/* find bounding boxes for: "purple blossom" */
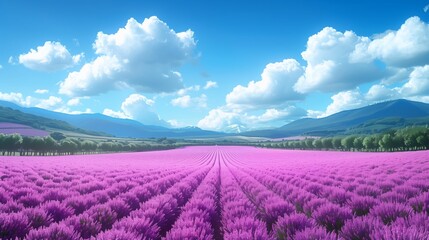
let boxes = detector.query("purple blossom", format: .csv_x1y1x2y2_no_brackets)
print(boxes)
273,213,315,239
0,212,30,239
65,213,101,239
313,203,352,233
340,216,382,240
371,202,412,225
294,227,337,240
26,223,79,240
23,208,53,229
41,200,74,222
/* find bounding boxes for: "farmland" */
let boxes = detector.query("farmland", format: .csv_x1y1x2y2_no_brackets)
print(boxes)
1,146,429,239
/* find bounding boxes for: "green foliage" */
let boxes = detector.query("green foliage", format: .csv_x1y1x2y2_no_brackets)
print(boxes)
0,133,178,156
260,126,429,152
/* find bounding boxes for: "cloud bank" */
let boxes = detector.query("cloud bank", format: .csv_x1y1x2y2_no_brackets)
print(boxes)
60,16,196,97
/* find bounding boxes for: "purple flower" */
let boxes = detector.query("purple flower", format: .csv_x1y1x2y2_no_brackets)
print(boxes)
18,193,43,208
340,216,382,240
348,196,378,216
107,199,131,219
89,205,118,231
273,213,315,239
294,227,337,240
0,212,30,239
313,203,352,233
23,208,53,229
370,225,429,240
371,202,412,225
41,200,74,222
112,216,159,239
65,213,101,239
26,223,79,240
95,229,141,240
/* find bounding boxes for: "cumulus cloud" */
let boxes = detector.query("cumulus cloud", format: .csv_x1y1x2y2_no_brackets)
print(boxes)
203,81,218,89
19,41,82,71
197,108,245,132
35,89,49,94
226,59,304,108
35,96,63,109
171,94,207,108
319,90,366,117
295,27,385,93
0,92,33,106
0,91,73,112
366,84,399,101
66,97,89,106
197,105,305,132
103,94,168,127
400,65,429,96
352,17,429,67
60,16,196,97
177,85,200,96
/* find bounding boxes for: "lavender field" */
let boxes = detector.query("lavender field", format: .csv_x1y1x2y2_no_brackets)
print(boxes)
1,146,429,239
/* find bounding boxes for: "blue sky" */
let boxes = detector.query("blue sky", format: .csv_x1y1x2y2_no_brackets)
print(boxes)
0,0,428,132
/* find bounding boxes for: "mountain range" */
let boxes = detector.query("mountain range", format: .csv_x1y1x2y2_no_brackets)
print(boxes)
0,99,428,139
242,99,429,138
0,100,224,138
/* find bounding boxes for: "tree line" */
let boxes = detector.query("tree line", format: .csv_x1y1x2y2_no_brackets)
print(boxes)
0,132,177,156
259,126,429,152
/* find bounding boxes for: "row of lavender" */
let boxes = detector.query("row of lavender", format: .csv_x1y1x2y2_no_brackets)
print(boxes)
0,147,216,239
1,146,429,239
223,147,429,239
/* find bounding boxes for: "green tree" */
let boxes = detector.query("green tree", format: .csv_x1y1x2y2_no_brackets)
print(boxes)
313,139,323,149
379,134,394,151
341,136,356,151
353,137,364,150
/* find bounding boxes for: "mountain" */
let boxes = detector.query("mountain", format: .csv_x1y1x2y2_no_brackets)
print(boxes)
242,99,429,138
0,100,225,138
0,105,105,136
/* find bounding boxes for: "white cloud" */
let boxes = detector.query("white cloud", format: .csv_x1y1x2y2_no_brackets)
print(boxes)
226,59,304,108
0,64,3,69
197,105,305,132
103,108,129,119
295,27,385,93
0,92,33,106
59,16,196,97
167,119,185,128
177,85,200,96
171,94,207,108
197,107,245,132
19,41,82,71
35,96,63,109
203,81,218,89
365,84,399,101
247,106,306,123
353,17,429,68
103,94,168,127
55,108,92,115
320,89,366,117
400,65,429,96
425,4,429,13
67,98,81,106
171,95,191,107
8,56,16,65
35,89,49,94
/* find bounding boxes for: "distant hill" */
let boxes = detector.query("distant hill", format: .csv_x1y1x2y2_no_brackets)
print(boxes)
242,99,429,138
0,122,49,137
0,100,225,138
0,105,105,136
